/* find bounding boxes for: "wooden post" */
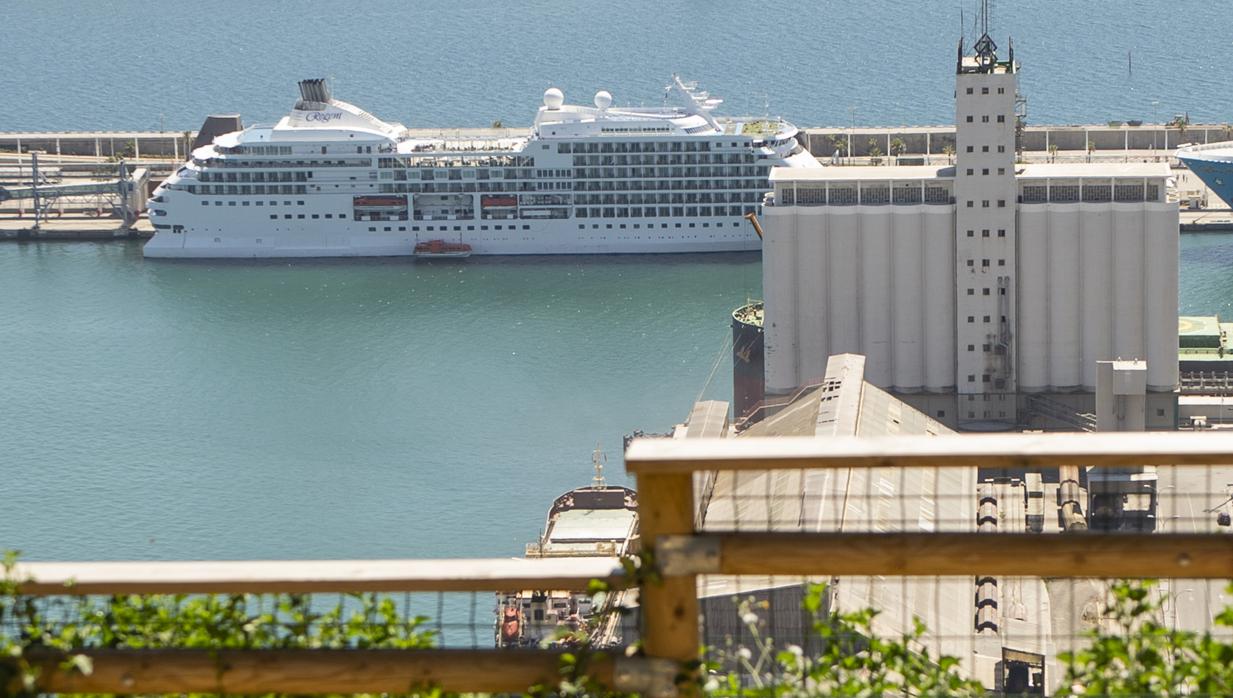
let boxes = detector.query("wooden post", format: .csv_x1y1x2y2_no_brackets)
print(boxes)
635,468,699,688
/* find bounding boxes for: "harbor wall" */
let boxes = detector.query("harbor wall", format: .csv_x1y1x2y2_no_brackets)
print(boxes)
1,123,1230,161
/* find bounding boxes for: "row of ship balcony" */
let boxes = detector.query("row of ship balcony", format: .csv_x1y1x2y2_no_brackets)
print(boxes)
378,181,768,195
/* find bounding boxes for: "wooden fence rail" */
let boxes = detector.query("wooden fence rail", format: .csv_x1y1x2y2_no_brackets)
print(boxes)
9,432,1233,695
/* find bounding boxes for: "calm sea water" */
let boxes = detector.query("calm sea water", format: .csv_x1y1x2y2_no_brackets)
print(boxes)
0,1,1230,562
0,0,1228,132
0,244,758,559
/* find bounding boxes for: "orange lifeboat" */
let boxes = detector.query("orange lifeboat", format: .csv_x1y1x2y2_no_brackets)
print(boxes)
413,240,472,258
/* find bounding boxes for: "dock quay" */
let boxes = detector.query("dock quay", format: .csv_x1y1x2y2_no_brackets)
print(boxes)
1,120,1231,241
3,122,1229,161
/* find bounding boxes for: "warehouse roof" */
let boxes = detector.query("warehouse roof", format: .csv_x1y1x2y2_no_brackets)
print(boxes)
771,161,1170,183
770,165,955,182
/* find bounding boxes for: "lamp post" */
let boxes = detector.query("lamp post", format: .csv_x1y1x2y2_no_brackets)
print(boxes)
1151,100,1160,151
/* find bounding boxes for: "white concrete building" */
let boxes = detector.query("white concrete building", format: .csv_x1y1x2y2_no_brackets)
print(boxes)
761,37,1179,429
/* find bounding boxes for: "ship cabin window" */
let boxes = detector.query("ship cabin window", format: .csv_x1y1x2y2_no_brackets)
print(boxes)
311,214,319,219
982,87,989,94
997,115,1005,123
297,214,305,219
966,116,974,123
998,87,1005,94
325,214,333,219
966,87,974,94
966,146,974,153
368,227,376,231
983,288,991,296
284,214,292,219
967,288,975,295
340,214,347,219
202,201,208,206
321,147,327,154
982,145,989,152
982,229,989,237
269,214,277,219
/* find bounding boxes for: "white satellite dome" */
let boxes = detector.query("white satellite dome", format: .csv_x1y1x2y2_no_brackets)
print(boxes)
594,90,612,110
543,87,564,109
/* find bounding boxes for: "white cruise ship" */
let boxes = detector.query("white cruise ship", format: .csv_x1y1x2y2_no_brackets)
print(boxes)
144,77,821,258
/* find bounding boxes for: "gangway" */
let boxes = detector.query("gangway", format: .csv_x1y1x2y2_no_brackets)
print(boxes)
0,154,147,225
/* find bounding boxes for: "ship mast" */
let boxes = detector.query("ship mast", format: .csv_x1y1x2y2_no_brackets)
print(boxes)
591,444,607,489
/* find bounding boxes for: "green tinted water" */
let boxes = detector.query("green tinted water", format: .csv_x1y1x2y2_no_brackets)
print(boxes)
1,242,758,560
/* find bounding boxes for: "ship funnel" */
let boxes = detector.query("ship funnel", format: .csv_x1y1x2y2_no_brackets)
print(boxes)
297,78,332,104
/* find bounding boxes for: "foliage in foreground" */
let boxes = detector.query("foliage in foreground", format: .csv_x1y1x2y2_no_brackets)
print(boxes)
1057,579,1233,697
0,551,434,696
706,583,984,697
9,548,1233,697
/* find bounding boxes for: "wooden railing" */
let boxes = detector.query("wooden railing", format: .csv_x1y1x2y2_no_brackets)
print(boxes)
12,431,1233,695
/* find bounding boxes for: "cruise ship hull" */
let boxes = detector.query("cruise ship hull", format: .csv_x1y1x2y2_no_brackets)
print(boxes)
145,77,821,259
1179,151,1233,210
143,216,761,258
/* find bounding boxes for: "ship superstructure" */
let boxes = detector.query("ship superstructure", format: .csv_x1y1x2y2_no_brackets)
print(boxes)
145,77,820,258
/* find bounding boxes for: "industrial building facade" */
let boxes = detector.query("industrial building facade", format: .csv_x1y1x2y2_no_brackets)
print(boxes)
761,39,1178,429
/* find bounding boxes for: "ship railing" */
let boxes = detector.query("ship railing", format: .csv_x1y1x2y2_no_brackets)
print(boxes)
1178,140,1233,152
13,432,1233,695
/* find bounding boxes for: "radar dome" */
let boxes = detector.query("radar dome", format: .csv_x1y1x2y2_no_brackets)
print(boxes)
543,87,564,109
594,90,612,110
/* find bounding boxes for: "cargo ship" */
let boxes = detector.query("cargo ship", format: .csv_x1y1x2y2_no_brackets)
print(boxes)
495,449,637,648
